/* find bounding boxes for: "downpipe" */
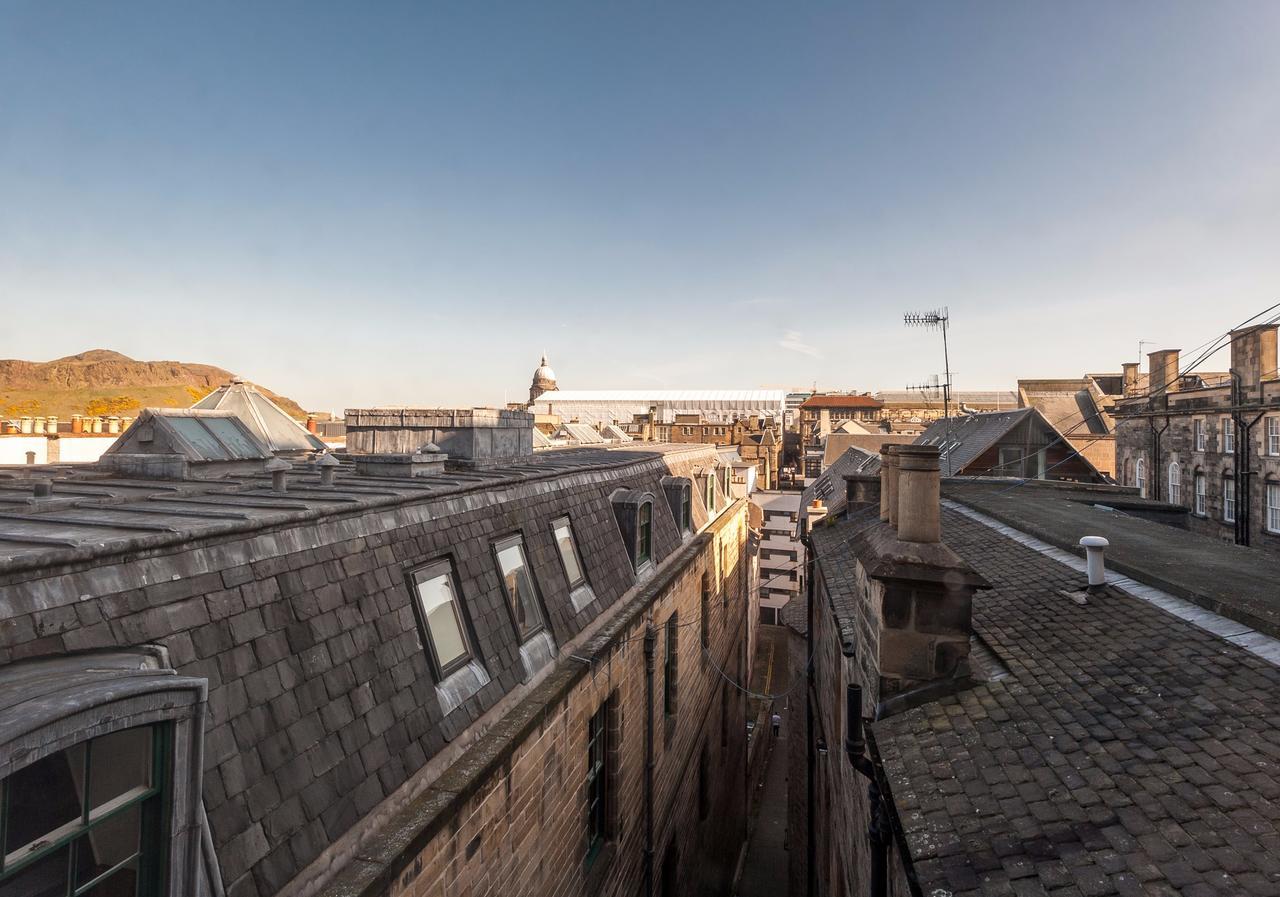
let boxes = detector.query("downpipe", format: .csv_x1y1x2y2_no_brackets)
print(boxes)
643,624,656,897
846,684,890,897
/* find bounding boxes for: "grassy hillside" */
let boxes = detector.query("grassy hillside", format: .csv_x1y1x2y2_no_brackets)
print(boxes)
0,350,307,419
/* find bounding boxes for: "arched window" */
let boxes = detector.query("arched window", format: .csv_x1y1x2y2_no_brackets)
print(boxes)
1136,458,1146,498
1168,461,1182,505
0,649,209,897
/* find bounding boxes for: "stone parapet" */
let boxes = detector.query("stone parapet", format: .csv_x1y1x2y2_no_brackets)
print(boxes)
344,408,534,468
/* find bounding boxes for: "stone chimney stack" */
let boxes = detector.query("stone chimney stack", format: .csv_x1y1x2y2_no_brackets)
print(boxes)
1148,349,1181,397
1122,362,1140,396
896,445,941,543
849,444,989,701
1230,324,1279,403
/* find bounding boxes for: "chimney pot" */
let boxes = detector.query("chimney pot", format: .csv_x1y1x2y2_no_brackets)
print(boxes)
896,444,942,543
880,445,901,526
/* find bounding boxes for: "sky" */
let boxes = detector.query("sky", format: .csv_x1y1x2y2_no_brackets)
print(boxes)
2,1,1279,412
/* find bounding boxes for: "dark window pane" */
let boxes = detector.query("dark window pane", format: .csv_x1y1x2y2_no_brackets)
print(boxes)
74,804,140,888
88,728,151,814
0,844,69,897
5,744,85,857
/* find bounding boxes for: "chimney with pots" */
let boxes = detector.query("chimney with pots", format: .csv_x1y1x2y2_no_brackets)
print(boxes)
847,443,988,700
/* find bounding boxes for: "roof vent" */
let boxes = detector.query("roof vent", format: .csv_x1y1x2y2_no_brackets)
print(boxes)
33,479,53,498
1079,535,1109,592
265,457,292,492
316,453,341,486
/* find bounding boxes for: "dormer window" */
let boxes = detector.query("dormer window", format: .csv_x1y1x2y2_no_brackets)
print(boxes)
610,489,657,572
661,477,693,535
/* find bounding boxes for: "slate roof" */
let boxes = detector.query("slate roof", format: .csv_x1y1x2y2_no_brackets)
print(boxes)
0,444,701,570
870,508,1280,897
914,408,1038,476
799,446,881,526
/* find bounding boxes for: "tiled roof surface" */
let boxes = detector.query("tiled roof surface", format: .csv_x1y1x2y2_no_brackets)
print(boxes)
915,409,1036,475
873,509,1280,897
799,447,881,524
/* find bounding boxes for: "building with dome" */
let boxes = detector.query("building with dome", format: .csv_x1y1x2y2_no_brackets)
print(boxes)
528,354,557,404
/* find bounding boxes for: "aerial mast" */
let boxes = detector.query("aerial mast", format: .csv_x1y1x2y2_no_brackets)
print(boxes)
904,308,953,436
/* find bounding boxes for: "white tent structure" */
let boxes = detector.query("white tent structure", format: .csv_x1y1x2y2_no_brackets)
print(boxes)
530,390,786,426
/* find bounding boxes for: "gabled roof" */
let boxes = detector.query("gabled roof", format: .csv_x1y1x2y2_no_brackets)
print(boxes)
833,418,872,435
599,424,633,442
800,446,881,525
193,378,325,453
554,423,605,444
913,409,1035,475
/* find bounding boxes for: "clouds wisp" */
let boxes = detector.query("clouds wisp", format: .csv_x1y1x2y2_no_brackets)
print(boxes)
778,331,823,359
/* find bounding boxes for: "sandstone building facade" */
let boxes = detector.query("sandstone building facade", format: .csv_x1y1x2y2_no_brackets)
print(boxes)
1114,324,1280,553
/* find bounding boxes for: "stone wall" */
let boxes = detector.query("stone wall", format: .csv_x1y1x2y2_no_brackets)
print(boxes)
1115,392,1280,553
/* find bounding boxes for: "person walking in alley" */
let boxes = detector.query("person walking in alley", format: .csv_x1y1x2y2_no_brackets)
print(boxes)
771,711,781,738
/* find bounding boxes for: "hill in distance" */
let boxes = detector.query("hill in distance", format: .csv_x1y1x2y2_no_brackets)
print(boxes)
0,349,308,420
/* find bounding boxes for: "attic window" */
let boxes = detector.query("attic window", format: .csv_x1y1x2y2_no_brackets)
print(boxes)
408,560,476,678
552,516,587,591
0,725,166,895
493,534,546,641
610,489,656,572
661,477,693,535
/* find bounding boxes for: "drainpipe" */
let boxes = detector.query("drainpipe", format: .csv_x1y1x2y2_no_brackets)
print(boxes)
845,684,889,897
1147,416,1169,502
805,531,817,897
1229,369,1267,547
643,624,657,897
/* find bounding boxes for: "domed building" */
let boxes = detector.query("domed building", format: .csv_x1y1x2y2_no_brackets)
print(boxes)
528,354,557,404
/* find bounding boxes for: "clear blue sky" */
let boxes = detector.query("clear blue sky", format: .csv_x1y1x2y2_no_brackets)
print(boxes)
2,1,1278,412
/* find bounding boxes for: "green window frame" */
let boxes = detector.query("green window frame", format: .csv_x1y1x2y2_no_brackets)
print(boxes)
0,724,170,897
584,703,609,867
637,502,652,567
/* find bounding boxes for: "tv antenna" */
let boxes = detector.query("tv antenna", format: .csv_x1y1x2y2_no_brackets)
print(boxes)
904,308,953,435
